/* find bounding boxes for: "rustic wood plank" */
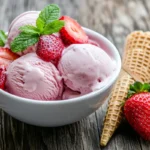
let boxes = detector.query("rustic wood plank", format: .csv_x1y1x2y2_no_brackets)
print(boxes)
0,0,150,150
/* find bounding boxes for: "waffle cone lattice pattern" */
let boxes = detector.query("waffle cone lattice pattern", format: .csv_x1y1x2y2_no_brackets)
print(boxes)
123,31,150,82
100,69,134,146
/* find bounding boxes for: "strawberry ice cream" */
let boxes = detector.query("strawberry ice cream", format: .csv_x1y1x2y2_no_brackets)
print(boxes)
5,53,63,100
62,87,80,100
58,44,116,94
5,11,39,56
0,4,117,101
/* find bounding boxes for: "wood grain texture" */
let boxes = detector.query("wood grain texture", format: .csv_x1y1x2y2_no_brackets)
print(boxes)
0,0,150,149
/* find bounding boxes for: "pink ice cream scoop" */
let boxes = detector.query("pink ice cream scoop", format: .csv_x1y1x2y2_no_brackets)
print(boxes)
5,53,63,100
58,44,116,94
5,11,39,56
62,87,81,100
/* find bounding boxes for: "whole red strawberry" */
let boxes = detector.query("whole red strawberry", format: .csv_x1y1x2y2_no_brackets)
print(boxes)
0,66,6,89
60,16,88,45
36,34,65,64
124,82,150,140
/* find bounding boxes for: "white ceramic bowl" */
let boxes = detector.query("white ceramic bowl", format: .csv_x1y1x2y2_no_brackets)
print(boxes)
0,28,121,127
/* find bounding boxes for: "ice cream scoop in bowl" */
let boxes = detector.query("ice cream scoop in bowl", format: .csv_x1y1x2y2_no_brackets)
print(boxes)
0,27,121,127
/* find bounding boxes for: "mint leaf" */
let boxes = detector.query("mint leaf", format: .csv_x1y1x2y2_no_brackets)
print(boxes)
38,4,60,26
10,4,62,52
42,20,64,35
19,25,40,35
36,17,45,32
10,33,39,52
0,30,7,46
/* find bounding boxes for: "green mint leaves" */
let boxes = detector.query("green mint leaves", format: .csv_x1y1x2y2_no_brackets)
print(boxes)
127,81,150,99
38,4,60,26
42,20,64,35
36,4,64,34
10,4,64,52
11,33,39,52
0,30,7,46
19,25,41,35
36,17,45,32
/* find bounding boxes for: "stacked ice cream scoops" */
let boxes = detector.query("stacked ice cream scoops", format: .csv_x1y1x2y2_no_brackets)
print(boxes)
100,31,150,146
0,4,116,101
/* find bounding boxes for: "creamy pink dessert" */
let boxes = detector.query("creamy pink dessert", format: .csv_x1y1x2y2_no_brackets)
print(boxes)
5,53,63,100
0,4,116,101
5,11,39,56
62,87,81,100
58,44,116,94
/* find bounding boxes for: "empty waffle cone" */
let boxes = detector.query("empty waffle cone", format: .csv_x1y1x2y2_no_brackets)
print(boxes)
123,31,150,82
100,69,134,146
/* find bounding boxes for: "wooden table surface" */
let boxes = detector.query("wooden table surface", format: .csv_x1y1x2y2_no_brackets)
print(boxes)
0,0,150,150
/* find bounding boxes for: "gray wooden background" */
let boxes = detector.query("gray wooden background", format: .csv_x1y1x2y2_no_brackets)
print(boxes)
0,0,150,150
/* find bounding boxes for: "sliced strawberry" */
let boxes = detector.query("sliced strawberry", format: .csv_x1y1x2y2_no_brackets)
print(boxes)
0,47,19,60
0,48,19,67
36,34,65,65
0,66,6,89
60,16,88,45
0,58,12,67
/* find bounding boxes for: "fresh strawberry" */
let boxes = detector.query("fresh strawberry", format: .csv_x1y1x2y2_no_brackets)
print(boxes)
0,47,19,67
0,47,19,60
59,16,88,45
124,82,150,140
0,58,12,67
0,66,6,89
36,34,65,64
87,39,99,47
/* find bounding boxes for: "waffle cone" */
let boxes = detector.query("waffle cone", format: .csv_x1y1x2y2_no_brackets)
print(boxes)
123,31,150,82
100,69,134,146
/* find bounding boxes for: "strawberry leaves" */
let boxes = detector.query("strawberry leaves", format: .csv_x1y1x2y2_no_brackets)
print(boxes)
127,82,150,99
10,4,64,53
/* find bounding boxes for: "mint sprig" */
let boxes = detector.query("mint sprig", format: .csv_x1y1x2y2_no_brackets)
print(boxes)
42,20,64,35
19,25,40,35
38,4,60,26
0,30,7,47
36,18,45,32
11,33,39,52
10,4,64,53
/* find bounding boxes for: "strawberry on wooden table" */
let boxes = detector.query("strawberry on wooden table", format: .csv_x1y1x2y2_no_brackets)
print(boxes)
60,16,88,45
124,82,150,140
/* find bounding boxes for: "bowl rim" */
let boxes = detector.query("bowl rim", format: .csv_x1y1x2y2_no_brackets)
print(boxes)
0,27,121,105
